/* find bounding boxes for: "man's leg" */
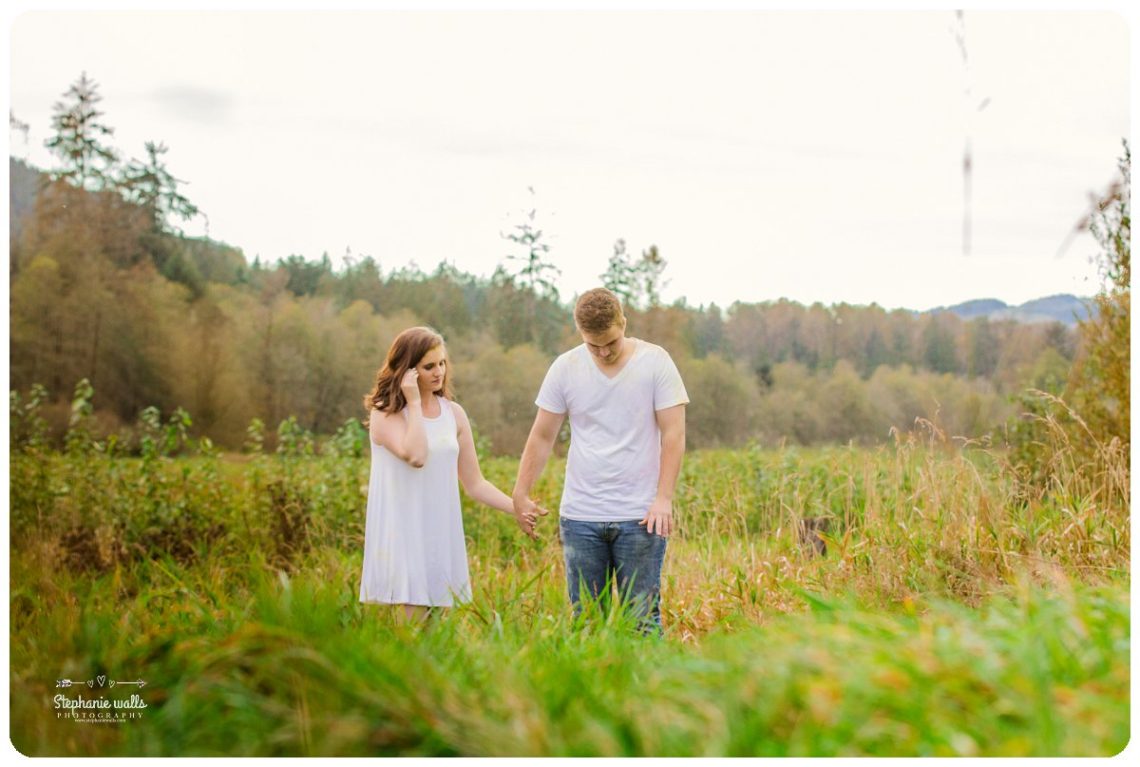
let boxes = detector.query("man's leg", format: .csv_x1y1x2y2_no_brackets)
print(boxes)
612,520,668,635
558,518,613,618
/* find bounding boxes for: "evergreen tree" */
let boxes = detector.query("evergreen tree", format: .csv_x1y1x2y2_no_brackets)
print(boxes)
44,72,119,190
502,187,560,299
922,316,959,374
120,141,200,234
601,238,641,306
966,317,999,378
638,244,667,308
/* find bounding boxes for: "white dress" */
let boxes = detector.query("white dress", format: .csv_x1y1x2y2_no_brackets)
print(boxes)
359,395,472,607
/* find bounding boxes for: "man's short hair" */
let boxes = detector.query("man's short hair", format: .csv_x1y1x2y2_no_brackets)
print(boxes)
575,288,625,334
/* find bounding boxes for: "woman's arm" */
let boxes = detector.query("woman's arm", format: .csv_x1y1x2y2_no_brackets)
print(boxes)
369,379,428,468
452,401,515,514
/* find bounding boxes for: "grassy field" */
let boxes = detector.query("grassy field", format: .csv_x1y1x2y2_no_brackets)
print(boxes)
7,432,1130,756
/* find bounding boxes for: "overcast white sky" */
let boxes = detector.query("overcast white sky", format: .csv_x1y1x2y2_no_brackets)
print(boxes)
5,5,1132,310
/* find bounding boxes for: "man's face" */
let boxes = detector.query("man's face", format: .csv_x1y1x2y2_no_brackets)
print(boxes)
580,321,626,365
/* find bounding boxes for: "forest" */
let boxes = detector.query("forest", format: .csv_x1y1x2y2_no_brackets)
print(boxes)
7,74,1120,457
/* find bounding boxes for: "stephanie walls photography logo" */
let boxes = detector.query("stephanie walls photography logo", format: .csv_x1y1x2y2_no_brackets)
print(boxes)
54,674,149,724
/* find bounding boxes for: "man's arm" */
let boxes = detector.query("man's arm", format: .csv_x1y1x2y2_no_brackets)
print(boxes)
640,403,686,537
511,408,564,536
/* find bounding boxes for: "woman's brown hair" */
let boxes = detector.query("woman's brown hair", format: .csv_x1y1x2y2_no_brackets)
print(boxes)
362,326,453,415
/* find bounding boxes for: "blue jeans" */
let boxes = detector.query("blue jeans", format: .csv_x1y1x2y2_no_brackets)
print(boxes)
558,517,668,635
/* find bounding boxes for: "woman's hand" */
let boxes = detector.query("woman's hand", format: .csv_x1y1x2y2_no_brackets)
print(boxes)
400,369,421,404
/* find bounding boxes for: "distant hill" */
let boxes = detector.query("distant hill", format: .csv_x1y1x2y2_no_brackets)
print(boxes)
9,157,44,247
935,294,1091,326
941,298,1008,320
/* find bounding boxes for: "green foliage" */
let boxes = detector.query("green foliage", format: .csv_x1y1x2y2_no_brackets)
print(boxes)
6,440,1130,757
119,140,200,234
922,316,960,374
138,406,193,458
280,252,333,297
638,244,667,308
600,238,640,306
1068,141,1130,446
10,383,50,451
44,71,119,190
501,187,560,300
1007,142,1130,490
452,340,552,455
466,416,494,465
276,416,316,457
64,378,96,455
244,417,266,454
327,418,368,459
676,353,761,446
600,239,669,310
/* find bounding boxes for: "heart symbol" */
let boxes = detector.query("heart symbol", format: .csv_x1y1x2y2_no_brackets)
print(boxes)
87,680,94,688
96,675,107,687
108,680,116,688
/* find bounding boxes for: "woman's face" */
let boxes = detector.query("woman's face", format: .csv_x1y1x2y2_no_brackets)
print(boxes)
414,345,447,394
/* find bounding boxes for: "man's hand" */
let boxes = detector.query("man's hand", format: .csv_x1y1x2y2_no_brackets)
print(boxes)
512,495,549,540
638,497,673,537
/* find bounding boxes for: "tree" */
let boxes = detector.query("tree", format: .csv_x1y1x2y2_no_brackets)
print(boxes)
502,187,560,299
279,253,333,297
120,141,200,233
601,238,640,306
452,339,553,454
44,72,119,190
818,360,878,443
334,254,385,310
921,315,960,374
601,239,669,311
1067,141,1130,445
638,244,667,308
10,110,30,157
499,189,567,349
10,176,153,411
674,354,761,447
966,317,999,378
686,304,725,358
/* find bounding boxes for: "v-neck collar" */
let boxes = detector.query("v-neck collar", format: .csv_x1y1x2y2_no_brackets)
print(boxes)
587,338,640,383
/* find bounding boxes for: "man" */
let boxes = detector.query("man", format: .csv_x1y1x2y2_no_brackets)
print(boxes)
512,287,688,634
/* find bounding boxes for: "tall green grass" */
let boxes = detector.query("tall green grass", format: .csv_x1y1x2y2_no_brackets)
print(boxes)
8,435,1130,756
9,548,1128,756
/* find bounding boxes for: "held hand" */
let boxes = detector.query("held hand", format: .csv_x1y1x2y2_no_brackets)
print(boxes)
638,497,673,537
512,496,547,540
400,369,421,404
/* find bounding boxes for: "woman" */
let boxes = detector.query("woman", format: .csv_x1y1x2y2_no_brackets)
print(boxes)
359,326,536,620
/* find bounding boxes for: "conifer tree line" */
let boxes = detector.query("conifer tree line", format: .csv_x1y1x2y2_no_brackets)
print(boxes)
9,73,1127,455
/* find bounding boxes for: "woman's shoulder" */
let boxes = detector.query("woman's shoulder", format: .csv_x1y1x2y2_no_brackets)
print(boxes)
370,406,408,425
442,396,468,422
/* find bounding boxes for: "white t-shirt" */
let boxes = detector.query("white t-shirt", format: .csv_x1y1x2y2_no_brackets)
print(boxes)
535,338,689,521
